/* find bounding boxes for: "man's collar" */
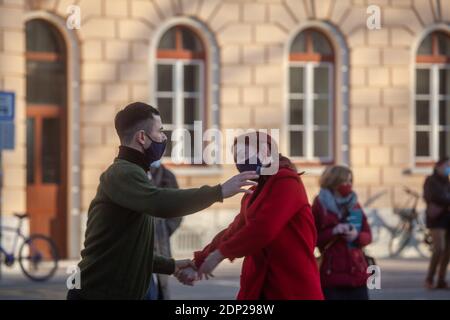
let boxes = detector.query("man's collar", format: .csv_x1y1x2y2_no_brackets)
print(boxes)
117,146,149,172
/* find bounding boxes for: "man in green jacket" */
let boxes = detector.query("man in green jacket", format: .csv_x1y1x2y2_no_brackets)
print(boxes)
67,102,258,300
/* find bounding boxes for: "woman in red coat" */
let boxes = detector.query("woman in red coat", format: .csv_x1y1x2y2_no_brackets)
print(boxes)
312,165,372,300
191,131,323,300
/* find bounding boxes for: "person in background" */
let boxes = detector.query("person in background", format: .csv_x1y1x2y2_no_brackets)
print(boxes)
423,157,450,289
145,160,183,300
312,165,372,300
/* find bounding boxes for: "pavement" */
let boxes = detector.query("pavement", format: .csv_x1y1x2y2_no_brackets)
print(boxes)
0,258,449,300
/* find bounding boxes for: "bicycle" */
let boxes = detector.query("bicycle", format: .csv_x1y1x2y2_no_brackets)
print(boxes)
364,188,432,258
388,187,432,257
0,213,59,281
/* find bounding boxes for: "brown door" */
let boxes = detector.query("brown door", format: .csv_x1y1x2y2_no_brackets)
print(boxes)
26,106,67,257
26,19,67,258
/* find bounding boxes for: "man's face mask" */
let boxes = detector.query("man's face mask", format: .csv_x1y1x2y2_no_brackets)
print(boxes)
143,133,167,164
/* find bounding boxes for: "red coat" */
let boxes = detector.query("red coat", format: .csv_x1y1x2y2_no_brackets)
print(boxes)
312,196,372,288
194,168,324,300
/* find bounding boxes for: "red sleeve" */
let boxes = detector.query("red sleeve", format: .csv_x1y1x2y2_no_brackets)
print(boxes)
218,176,306,260
193,211,245,268
353,209,372,248
311,197,336,250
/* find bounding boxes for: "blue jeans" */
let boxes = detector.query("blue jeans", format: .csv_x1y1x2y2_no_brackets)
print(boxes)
144,275,159,300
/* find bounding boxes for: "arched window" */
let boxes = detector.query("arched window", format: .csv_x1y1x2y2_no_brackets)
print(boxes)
25,19,67,257
156,25,205,163
288,28,334,163
415,31,450,162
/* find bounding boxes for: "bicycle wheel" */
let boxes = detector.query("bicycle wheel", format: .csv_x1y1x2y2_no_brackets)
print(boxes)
413,226,432,258
388,223,411,257
18,234,59,281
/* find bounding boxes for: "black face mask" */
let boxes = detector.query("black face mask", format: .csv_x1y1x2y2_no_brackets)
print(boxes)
143,133,167,164
235,157,262,175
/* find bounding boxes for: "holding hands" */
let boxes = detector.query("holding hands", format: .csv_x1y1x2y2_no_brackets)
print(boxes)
173,259,198,286
173,250,225,286
174,266,198,286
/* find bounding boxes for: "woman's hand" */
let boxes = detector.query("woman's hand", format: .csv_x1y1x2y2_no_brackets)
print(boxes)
198,249,224,280
343,225,358,242
332,223,350,235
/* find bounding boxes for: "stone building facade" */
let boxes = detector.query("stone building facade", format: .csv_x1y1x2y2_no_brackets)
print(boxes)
0,0,449,258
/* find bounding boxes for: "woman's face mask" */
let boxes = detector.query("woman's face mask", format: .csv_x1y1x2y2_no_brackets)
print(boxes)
234,144,262,174
236,157,262,174
337,183,353,197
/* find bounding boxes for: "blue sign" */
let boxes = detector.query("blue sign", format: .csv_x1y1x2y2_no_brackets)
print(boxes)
0,122,14,150
0,91,15,150
0,91,15,121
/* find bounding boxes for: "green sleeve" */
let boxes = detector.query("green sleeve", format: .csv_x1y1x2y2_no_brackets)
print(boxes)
102,166,223,218
153,254,175,275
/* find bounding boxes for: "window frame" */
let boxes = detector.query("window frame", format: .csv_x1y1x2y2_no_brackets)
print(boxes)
26,19,66,108
155,25,206,164
26,19,67,186
414,31,450,165
156,58,205,163
287,28,335,164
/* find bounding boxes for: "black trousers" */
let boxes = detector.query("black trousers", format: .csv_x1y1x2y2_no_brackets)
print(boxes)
66,289,84,300
323,286,369,300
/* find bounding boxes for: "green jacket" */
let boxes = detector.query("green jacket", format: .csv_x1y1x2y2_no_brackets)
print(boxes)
77,158,223,299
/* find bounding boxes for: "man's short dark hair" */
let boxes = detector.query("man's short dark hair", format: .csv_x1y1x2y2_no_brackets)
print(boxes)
114,102,160,144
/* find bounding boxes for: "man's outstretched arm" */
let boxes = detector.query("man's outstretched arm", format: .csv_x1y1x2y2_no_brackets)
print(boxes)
102,168,258,219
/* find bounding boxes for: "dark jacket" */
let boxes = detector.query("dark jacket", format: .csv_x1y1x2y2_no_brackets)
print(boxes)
76,147,223,300
150,164,182,300
312,196,372,289
423,170,450,229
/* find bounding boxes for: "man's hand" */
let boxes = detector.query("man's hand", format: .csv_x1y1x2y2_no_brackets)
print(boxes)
174,259,196,273
174,267,198,286
173,259,198,286
221,171,259,199
198,249,224,280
